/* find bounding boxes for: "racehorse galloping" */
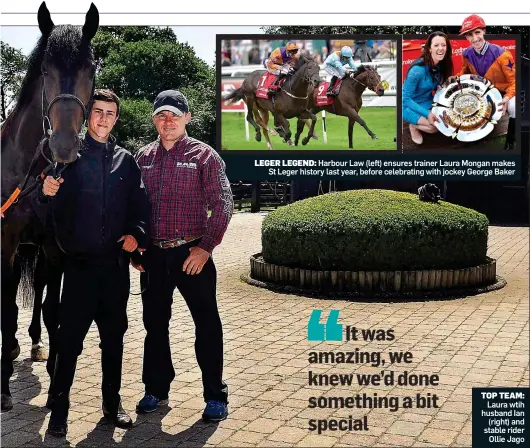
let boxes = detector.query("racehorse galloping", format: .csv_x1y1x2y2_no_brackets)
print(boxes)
1,1,99,411
223,57,321,150
295,65,385,149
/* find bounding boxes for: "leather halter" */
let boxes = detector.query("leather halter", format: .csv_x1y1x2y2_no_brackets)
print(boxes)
41,77,89,138
1,77,91,218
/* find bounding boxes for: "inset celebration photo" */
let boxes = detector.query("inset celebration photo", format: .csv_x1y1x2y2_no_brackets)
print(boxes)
218,36,398,151
402,15,519,151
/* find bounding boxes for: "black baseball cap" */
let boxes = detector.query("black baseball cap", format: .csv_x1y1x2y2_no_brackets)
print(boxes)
152,90,189,117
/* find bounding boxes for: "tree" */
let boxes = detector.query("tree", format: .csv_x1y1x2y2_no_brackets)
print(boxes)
97,40,211,100
0,41,27,121
262,25,529,58
179,70,216,148
91,26,178,71
92,27,216,150
114,73,216,153
113,98,157,152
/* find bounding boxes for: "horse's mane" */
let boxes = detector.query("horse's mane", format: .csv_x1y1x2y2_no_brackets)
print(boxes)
353,65,368,78
47,25,93,71
11,25,93,116
294,54,316,69
0,36,46,138
2,25,94,147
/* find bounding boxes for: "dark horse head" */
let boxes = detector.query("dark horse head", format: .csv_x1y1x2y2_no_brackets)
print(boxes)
352,65,385,97
293,55,321,88
37,2,99,163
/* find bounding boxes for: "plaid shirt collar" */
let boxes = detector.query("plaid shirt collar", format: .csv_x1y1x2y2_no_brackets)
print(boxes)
156,131,189,153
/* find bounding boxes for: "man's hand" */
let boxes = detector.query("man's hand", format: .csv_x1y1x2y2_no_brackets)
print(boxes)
182,246,210,275
118,235,138,252
42,176,64,197
427,112,440,126
497,96,510,115
130,248,146,272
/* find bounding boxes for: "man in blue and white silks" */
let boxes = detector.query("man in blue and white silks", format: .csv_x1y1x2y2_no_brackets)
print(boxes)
323,46,358,96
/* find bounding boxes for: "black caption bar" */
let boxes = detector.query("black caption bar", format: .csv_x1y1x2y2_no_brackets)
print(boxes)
472,387,529,446
221,154,521,181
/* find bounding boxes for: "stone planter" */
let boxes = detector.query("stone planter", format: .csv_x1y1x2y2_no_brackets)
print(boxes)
248,253,500,294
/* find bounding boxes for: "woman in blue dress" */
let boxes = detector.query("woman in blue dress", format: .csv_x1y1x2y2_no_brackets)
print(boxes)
403,32,454,145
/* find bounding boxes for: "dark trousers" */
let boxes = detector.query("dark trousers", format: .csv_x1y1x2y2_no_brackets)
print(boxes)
140,240,228,403
1,261,21,397
49,257,129,411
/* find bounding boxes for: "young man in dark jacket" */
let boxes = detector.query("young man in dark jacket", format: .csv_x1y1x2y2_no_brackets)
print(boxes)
32,89,151,437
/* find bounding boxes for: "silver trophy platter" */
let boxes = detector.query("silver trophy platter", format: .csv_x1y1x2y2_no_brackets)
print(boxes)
432,74,503,142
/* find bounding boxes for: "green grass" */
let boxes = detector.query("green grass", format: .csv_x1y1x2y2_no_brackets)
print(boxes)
221,107,397,150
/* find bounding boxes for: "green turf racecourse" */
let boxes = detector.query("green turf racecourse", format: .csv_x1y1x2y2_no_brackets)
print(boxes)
221,107,397,151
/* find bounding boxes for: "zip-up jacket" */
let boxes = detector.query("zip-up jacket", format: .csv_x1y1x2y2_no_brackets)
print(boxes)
31,133,151,260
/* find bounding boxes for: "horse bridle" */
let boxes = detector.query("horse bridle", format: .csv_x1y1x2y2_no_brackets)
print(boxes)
41,77,90,140
350,70,383,93
283,64,319,100
0,79,91,217
40,75,95,174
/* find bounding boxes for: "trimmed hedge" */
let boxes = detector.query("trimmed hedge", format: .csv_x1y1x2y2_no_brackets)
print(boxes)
261,190,489,271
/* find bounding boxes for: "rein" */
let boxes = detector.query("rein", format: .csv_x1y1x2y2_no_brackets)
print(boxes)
350,71,382,93
280,64,318,100
281,88,308,100
1,138,51,217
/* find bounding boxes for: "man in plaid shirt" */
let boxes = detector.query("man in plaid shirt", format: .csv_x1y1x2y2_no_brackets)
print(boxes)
133,90,234,421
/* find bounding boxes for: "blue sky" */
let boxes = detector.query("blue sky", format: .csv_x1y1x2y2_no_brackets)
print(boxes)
0,25,264,64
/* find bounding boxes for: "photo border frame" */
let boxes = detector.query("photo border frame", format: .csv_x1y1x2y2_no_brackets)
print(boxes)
401,33,522,156
216,33,402,155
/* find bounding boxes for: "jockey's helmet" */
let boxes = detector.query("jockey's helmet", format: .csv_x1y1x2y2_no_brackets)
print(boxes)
340,46,353,58
459,14,486,35
286,41,299,54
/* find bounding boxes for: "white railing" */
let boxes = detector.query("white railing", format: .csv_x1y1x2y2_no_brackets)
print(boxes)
221,59,396,78
221,59,397,101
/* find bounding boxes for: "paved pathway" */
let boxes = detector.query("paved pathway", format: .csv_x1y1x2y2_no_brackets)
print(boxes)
1,213,528,447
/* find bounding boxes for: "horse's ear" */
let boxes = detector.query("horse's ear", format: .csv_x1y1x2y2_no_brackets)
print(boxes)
82,3,99,41
38,2,54,37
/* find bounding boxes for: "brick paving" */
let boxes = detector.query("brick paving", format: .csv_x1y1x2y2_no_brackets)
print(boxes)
1,213,528,447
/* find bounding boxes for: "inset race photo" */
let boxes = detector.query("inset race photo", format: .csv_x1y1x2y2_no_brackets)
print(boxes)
219,36,398,151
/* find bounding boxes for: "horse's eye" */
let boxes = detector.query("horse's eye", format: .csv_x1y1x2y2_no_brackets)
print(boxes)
41,64,48,76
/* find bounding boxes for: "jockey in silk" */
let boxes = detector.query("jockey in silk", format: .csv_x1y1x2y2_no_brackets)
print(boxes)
323,46,357,96
457,14,517,149
264,41,300,95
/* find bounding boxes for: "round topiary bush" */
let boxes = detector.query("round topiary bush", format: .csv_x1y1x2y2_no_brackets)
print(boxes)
261,189,489,271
